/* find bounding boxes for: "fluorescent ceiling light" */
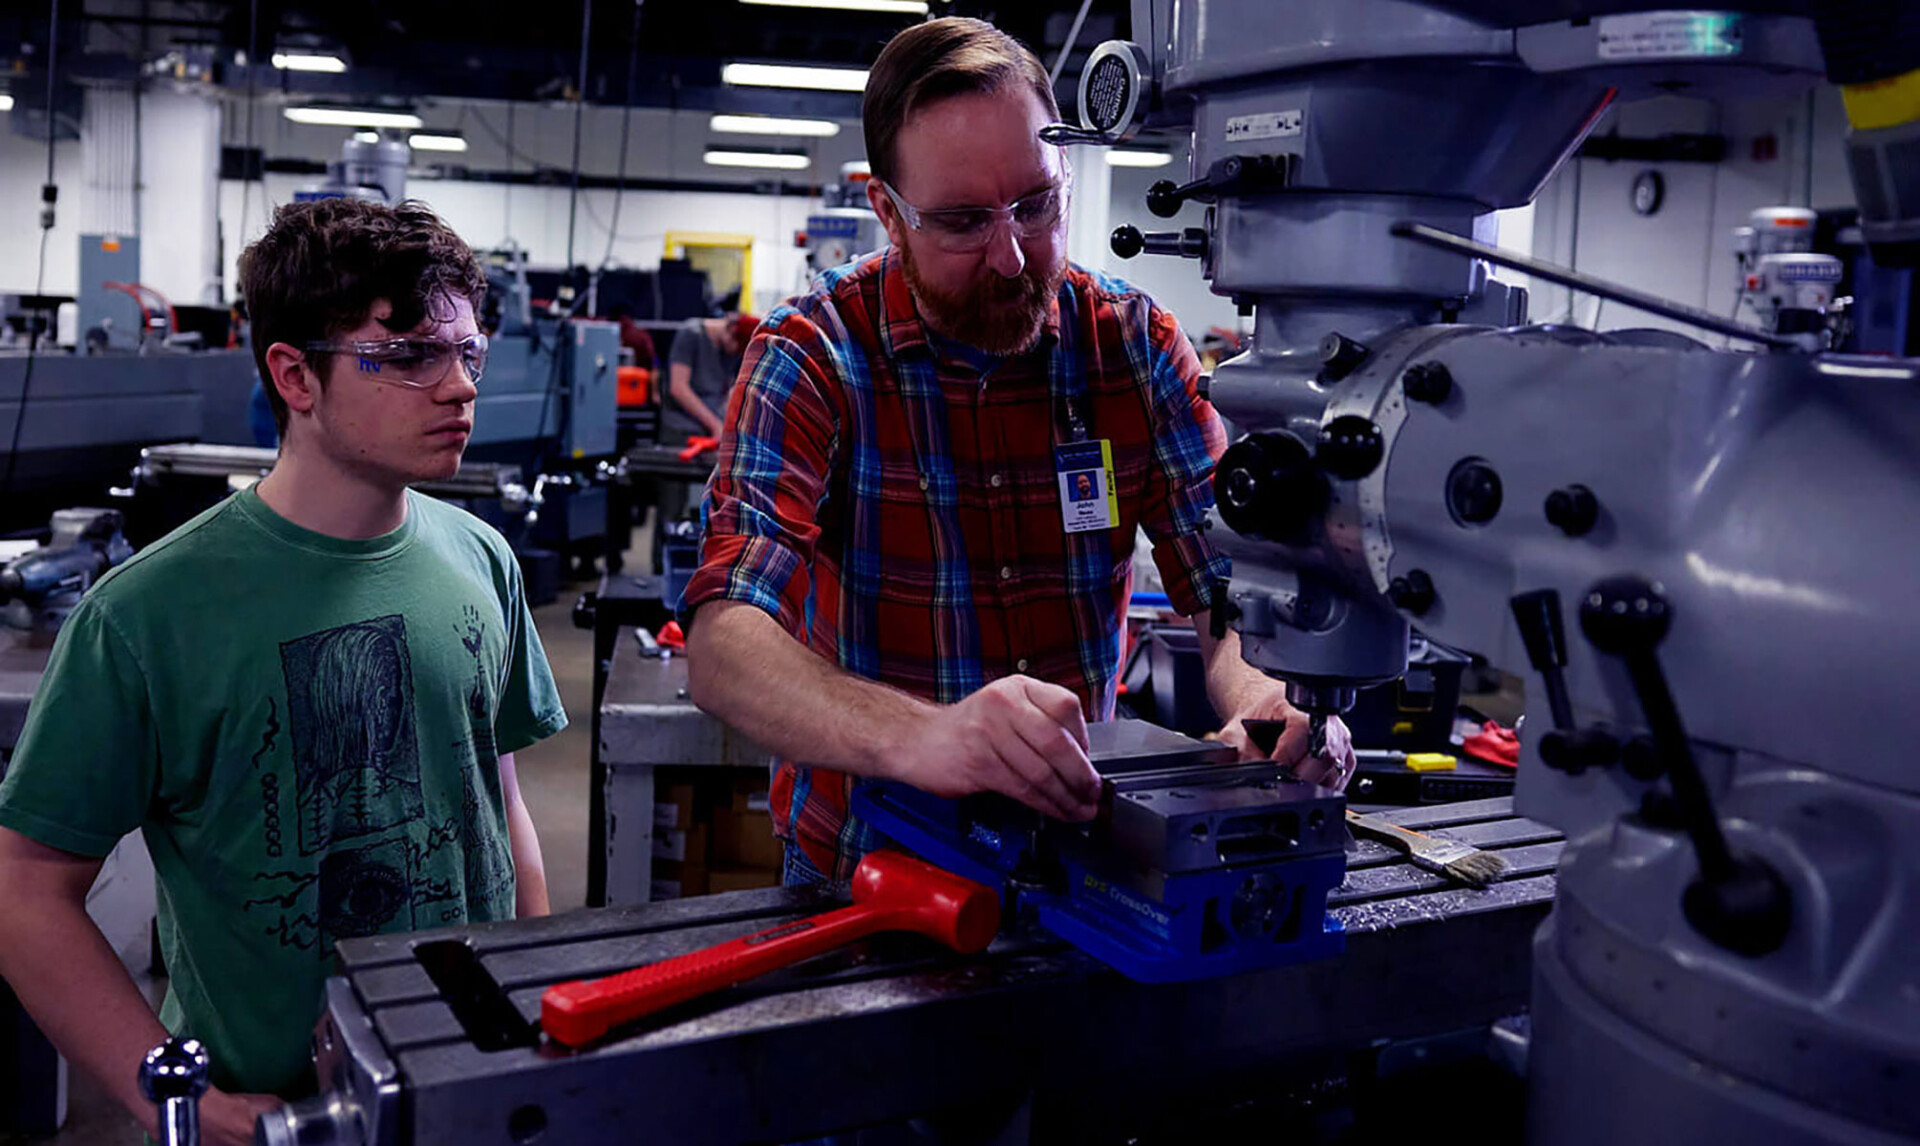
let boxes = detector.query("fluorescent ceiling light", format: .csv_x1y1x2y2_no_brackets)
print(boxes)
271,52,348,73
0,95,12,112
741,0,929,12
285,106,424,129
354,131,379,143
409,133,468,152
704,150,811,170
1106,150,1173,168
710,113,840,138
722,62,868,92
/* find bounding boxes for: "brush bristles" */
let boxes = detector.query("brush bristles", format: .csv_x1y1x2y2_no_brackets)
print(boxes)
1443,851,1509,887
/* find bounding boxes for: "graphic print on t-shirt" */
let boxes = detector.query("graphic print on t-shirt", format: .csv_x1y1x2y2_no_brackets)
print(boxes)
455,604,515,908
279,616,425,856
317,836,417,942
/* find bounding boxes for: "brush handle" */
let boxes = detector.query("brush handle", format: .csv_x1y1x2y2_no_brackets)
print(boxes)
1346,808,1434,845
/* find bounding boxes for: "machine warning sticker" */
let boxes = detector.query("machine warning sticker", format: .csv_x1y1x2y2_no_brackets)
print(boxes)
1225,110,1302,142
1596,12,1742,60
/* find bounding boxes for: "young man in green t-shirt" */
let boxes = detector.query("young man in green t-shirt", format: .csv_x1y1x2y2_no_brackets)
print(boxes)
0,198,568,1144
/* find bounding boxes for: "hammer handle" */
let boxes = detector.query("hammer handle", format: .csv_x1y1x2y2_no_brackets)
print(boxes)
542,904,887,1046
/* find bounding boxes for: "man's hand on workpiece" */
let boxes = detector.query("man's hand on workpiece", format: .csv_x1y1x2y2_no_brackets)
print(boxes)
893,676,1101,820
1219,700,1358,792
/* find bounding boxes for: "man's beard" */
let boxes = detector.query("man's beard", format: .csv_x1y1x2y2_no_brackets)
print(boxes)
901,241,1065,357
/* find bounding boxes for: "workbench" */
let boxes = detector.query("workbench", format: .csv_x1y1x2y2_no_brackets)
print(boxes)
595,629,773,905
614,443,716,577
312,796,1559,1144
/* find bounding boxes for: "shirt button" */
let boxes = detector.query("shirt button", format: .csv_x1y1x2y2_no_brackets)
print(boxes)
918,475,930,491
1015,658,1029,672
989,473,1003,488
999,566,1013,581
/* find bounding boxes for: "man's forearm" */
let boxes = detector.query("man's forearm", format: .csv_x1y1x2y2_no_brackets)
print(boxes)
0,852,170,1134
1194,615,1290,720
498,754,550,917
687,599,933,778
669,380,725,437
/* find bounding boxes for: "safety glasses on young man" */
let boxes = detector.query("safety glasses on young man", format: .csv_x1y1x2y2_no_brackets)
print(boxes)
880,168,1073,254
302,333,489,390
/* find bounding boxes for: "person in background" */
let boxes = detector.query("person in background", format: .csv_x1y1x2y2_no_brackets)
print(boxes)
663,311,758,443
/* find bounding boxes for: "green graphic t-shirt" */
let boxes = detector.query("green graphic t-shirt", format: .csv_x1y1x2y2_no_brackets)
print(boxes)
0,488,567,1096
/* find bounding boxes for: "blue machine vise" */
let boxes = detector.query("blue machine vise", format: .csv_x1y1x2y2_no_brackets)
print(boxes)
851,721,1346,983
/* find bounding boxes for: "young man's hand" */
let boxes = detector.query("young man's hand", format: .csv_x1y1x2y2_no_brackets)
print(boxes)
191,1088,283,1146
892,676,1101,820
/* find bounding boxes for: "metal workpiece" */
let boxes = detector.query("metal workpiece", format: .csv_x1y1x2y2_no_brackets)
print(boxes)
268,799,1558,1145
1086,716,1238,773
1102,763,1342,875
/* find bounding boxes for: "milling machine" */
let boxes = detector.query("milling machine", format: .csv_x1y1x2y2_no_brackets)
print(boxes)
1062,2,1916,1142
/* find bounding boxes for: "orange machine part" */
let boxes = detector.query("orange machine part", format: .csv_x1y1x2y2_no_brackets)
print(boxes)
617,365,652,408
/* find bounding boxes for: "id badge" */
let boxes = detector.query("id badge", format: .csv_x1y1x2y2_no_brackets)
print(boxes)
1056,439,1118,534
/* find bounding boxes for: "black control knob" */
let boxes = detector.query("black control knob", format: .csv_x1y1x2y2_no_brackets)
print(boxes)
1109,225,1208,261
1545,484,1600,538
1387,569,1436,616
1447,459,1504,525
1579,575,1671,655
1538,727,1620,775
1318,332,1371,382
1509,589,1575,729
1316,416,1385,480
1403,361,1454,404
1684,859,1794,958
1621,734,1667,781
1146,179,1184,218
1214,431,1325,544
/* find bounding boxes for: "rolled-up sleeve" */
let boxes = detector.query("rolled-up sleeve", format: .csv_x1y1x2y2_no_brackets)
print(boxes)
1137,306,1231,617
681,311,843,640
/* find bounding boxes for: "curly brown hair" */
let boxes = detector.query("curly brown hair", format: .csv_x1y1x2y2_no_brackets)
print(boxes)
239,198,486,434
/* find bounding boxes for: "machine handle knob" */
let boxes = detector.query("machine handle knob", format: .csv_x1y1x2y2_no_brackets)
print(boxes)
140,1038,211,1146
1214,431,1326,544
1510,590,1576,730
1146,177,1206,218
1109,226,1208,261
1578,575,1792,956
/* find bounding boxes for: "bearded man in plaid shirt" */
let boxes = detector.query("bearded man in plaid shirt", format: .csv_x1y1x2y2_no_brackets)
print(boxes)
684,17,1357,886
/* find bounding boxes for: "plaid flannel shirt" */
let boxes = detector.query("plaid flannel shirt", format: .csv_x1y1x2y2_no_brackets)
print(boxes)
683,250,1229,880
